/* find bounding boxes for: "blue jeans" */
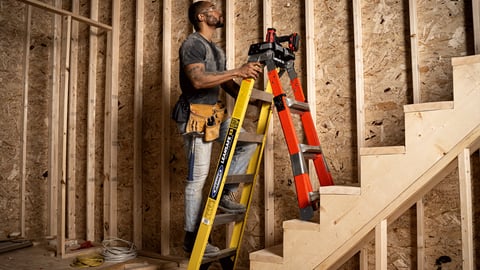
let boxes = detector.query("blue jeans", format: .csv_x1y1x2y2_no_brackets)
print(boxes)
177,118,257,232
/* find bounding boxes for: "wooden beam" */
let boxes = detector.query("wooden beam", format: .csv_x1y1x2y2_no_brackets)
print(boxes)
57,15,72,258
416,199,425,269
20,4,32,238
459,148,474,269
375,219,387,270
133,0,144,250
225,0,235,112
263,0,274,248
473,0,480,54
17,0,111,30
86,0,99,242
161,0,172,255
48,0,62,238
67,0,80,240
359,247,368,270
103,0,120,239
408,0,420,103
353,0,365,181
305,0,319,188
225,0,235,246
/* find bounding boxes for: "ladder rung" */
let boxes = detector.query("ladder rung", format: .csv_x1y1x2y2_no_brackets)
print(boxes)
309,191,319,202
251,89,273,103
238,132,264,143
300,144,322,158
226,174,255,184
286,98,310,112
214,213,245,226
201,248,237,264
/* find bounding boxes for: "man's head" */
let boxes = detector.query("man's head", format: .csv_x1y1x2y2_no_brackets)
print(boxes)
188,1,224,31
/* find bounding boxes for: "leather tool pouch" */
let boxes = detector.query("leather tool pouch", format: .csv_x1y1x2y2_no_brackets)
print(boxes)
171,98,190,123
186,102,226,142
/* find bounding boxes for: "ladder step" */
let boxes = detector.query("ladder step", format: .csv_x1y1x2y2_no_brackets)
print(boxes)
238,132,264,143
226,174,255,184
286,98,310,112
201,248,237,264
300,144,322,159
214,213,245,226
251,89,273,103
309,191,319,202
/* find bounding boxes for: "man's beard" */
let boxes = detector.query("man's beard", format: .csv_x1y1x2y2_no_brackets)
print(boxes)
215,20,224,28
206,14,224,28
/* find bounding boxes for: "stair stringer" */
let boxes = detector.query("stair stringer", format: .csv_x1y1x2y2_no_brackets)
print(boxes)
249,54,480,270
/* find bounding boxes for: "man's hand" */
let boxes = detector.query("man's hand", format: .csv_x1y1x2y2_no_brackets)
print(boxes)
184,61,263,90
235,62,263,80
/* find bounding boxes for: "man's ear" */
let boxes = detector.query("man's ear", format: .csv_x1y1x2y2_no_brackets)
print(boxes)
197,13,205,23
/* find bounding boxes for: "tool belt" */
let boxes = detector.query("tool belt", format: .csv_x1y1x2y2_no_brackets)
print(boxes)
185,102,226,142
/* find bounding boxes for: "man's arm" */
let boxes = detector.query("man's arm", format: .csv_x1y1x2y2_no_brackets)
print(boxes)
221,79,240,98
185,62,263,90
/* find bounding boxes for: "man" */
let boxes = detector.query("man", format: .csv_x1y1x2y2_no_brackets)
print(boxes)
171,1,263,257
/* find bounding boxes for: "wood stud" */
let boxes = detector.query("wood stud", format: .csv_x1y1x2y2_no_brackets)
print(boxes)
263,0,275,248
134,0,145,251
161,0,172,255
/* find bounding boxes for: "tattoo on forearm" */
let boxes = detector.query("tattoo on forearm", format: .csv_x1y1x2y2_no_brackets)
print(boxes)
186,64,227,84
186,65,203,80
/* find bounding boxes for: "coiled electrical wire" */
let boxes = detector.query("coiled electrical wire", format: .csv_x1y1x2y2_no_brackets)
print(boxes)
101,238,137,262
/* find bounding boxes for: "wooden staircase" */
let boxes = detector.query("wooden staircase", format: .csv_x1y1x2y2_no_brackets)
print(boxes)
249,54,480,269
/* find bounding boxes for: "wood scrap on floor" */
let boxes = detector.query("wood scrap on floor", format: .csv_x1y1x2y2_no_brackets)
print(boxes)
0,239,32,254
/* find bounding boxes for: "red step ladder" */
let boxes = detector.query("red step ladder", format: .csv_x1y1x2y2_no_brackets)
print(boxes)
250,28,334,220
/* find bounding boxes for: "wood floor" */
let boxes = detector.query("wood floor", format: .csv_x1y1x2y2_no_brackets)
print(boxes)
0,241,243,270
0,242,184,270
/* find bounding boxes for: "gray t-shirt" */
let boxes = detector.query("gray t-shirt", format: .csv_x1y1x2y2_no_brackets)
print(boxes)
179,32,226,105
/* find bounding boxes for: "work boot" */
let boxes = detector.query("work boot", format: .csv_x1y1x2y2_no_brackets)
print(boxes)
203,243,221,258
183,231,221,257
219,191,246,214
183,231,196,253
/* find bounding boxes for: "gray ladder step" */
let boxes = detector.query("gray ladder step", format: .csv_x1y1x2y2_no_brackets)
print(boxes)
286,98,310,112
214,213,245,226
251,89,273,103
201,248,237,264
238,132,264,143
226,174,254,184
300,144,323,159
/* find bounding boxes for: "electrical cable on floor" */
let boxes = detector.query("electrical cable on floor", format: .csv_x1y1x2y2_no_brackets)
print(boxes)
101,238,137,262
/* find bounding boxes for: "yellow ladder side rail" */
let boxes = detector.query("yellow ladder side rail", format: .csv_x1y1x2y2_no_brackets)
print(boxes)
187,78,256,270
229,81,274,268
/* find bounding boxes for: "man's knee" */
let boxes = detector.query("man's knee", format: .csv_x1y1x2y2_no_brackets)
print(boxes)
185,179,205,195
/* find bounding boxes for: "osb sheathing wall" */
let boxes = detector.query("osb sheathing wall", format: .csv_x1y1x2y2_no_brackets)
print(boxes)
0,0,478,268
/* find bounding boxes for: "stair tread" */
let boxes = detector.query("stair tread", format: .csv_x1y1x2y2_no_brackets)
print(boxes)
249,244,283,263
451,54,480,66
403,101,453,113
319,185,361,195
283,219,320,231
359,146,405,156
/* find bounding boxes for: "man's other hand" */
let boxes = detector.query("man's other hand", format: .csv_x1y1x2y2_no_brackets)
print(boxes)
236,62,263,80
